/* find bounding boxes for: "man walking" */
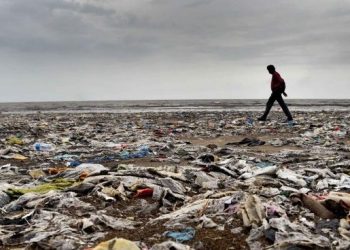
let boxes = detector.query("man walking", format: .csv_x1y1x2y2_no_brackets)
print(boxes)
258,65,293,122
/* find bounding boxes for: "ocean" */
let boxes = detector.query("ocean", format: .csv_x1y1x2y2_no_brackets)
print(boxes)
1,99,350,114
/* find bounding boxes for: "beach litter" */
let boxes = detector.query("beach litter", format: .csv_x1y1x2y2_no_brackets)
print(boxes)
0,110,349,249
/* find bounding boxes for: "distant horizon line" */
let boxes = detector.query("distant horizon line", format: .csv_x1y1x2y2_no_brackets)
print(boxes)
1,98,350,104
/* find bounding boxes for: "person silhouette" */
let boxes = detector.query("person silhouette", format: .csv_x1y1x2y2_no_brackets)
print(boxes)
258,65,293,122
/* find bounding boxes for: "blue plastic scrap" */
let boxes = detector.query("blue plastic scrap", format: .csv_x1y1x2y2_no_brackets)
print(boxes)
164,227,195,243
120,145,150,160
256,161,274,168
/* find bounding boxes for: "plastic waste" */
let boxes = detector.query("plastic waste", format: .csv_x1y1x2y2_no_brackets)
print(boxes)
0,104,350,249
197,215,218,228
133,145,151,158
0,164,19,176
134,188,153,198
0,153,27,160
5,179,76,197
246,226,264,250
256,161,274,168
28,169,46,179
120,151,130,160
51,163,108,180
90,238,140,250
164,227,196,242
120,145,150,160
150,241,192,250
7,136,24,145
66,160,81,167
0,191,11,207
241,195,265,227
269,217,331,249
33,142,55,152
54,154,79,161
276,168,307,187
246,117,254,126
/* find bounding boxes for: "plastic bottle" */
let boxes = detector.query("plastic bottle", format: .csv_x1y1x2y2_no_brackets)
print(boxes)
33,143,54,152
246,117,254,126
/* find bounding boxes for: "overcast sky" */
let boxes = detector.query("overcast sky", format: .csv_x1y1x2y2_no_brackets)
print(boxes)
0,0,349,102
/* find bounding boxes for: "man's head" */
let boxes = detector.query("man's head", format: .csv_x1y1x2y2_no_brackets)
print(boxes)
267,65,275,74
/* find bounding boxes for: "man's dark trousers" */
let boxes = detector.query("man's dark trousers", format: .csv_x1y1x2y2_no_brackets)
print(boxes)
261,92,293,121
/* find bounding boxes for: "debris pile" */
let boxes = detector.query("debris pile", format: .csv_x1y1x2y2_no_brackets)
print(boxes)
0,110,350,249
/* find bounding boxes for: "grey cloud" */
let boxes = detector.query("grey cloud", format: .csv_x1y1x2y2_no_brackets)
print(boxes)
0,0,117,51
0,0,349,101
184,0,214,8
1,0,349,63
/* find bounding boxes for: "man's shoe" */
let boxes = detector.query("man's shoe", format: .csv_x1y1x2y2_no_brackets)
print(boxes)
257,117,266,121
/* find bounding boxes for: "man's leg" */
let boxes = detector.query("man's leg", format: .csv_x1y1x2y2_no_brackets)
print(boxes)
276,94,293,121
260,93,277,120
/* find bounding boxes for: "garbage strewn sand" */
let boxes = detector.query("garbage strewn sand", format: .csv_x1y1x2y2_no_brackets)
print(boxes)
0,110,350,250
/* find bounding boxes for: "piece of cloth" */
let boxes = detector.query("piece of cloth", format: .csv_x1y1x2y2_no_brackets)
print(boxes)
241,195,265,227
6,179,76,197
271,71,285,93
261,92,293,121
